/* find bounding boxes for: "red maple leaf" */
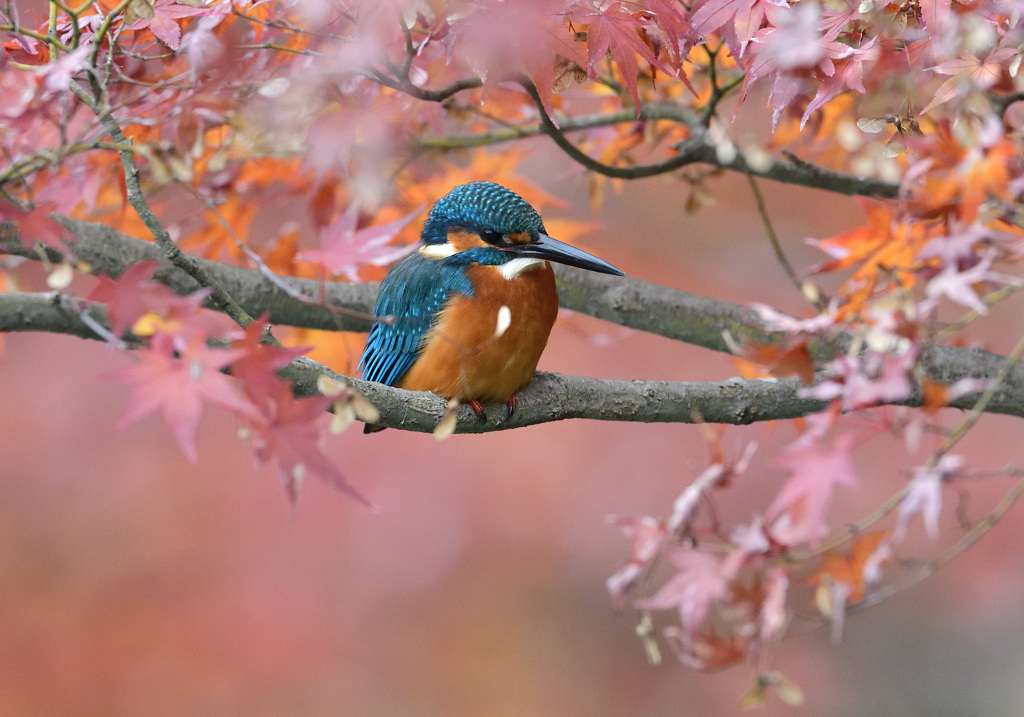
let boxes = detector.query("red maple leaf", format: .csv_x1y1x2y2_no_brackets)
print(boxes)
0,199,69,250
638,548,729,636
571,1,675,112
111,333,260,462
85,260,168,337
229,315,308,401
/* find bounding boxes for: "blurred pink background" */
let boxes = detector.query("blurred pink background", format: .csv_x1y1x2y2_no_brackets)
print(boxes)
4,163,1024,716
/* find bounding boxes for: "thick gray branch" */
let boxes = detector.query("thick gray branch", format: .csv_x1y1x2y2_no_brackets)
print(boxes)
3,216,774,352
5,292,1021,434
3,219,1024,432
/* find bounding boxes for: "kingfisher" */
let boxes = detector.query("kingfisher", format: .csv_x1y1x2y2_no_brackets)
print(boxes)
359,181,623,432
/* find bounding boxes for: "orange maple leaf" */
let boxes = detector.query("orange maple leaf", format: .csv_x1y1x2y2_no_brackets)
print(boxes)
807,531,888,603
730,340,816,384
809,200,934,316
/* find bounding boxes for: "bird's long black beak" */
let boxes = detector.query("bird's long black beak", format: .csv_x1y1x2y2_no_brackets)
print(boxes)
509,234,624,276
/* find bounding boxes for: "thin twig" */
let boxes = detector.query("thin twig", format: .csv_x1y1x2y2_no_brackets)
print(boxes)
934,282,1024,342
66,79,256,329
416,104,698,150
181,184,379,327
857,471,1024,610
745,174,811,302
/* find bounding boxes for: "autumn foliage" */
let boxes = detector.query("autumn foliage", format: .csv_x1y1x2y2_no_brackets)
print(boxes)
2,0,1024,705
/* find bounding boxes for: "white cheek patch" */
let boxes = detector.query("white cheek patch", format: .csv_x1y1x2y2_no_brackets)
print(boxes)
419,243,457,259
499,257,545,280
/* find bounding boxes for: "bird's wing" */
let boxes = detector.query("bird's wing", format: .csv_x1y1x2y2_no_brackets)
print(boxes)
359,252,473,386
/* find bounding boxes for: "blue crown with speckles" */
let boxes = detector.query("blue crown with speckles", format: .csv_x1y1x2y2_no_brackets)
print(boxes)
420,182,546,244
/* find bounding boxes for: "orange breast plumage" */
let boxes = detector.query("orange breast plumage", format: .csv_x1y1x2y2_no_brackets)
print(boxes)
396,261,558,401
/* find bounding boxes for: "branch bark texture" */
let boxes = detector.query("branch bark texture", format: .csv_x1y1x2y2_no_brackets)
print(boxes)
2,218,1023,433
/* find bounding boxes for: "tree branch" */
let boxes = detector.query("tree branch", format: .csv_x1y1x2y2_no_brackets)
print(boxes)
2,216,779,350
364,71,483,103
517,81,900,198
5,291,1023,434
4,218,1024,431
415,103,699,150
67,80,256,329
360,69,900,198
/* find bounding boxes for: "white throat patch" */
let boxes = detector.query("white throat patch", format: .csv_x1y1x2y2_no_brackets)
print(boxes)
419,243,457,259
499,257,545,280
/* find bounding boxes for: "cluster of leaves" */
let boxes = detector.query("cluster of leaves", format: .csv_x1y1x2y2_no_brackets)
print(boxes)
90,260,376,504
2,0,1024,704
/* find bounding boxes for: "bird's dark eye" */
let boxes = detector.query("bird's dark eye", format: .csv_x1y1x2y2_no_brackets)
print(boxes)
479,229,507,246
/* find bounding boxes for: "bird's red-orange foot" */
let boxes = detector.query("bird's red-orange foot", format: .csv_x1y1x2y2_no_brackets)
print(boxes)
468,398,487,421
466,394,517,423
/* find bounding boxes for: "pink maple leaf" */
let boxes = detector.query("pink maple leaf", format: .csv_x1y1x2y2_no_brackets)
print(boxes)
759,567,789,642
0,67,38,120
764,71,812,130
751,302,838,335
111,333,260,463
766,430,857,546
124,0,210,51
801,37,877,128
689,0,783,55
56,13,102,47
36,42,91,94
444,0,584,120
638,549,729,636
916,221,1011,266
740,1,851,126
87,263,235,344
721,518,770,577
921,251,996,315
248,382,371,507
668,440,757,532
919,0,951,31
297,204,422,281
606,515,667,606
749,2,826,74
639,0,695,67
922,47,1017,114
2,9,41,54
819,0,860,38
179,14,227,77
799,348,915,412
893,455,962,541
